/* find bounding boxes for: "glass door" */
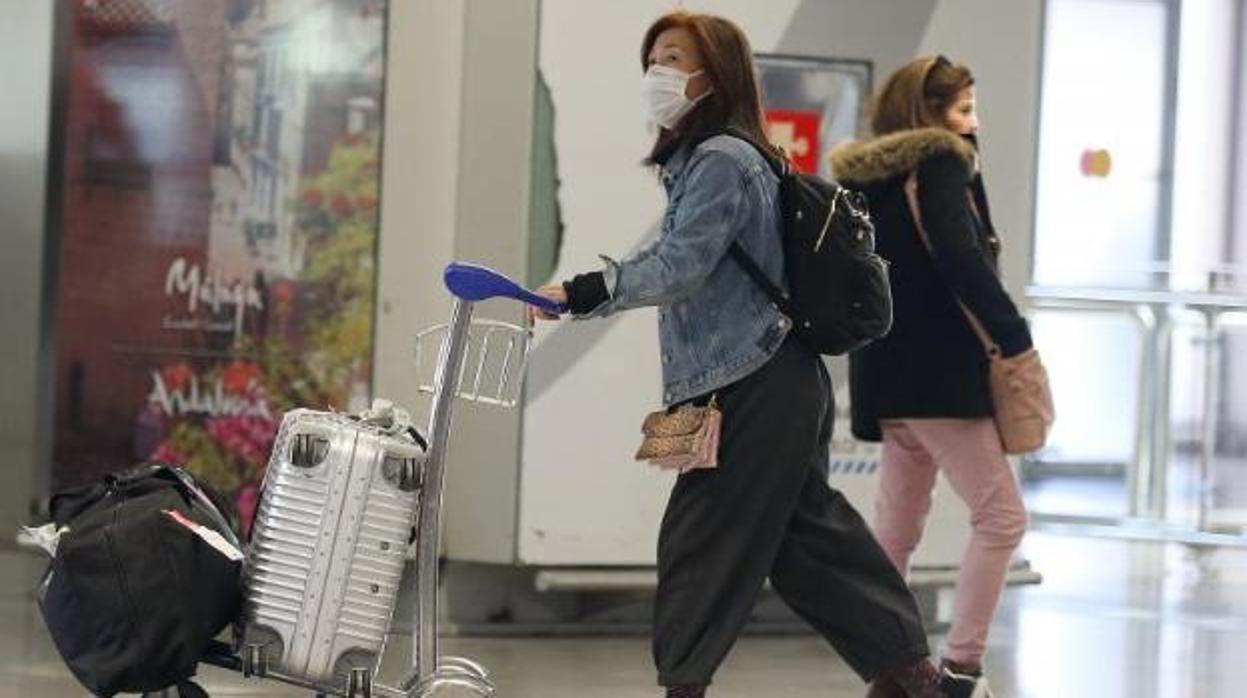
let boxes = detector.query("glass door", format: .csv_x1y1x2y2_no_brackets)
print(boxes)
1028,0,1247,543
1025,0,1178,521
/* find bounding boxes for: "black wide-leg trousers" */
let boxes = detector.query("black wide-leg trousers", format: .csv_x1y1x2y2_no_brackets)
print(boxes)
653,338,930,686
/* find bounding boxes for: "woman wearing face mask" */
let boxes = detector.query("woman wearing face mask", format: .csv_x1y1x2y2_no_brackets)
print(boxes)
829,56,1030,697
529,14,988,698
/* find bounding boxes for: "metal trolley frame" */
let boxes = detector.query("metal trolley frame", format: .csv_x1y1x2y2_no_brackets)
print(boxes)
178,263,561,698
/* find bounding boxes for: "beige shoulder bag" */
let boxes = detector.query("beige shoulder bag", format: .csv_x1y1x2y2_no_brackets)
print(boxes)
904,173,1054,454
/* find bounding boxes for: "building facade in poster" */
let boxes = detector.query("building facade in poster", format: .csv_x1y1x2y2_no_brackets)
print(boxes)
49,0,387,533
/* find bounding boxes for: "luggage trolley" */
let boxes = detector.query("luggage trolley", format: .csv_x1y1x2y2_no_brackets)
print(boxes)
192,263,564,698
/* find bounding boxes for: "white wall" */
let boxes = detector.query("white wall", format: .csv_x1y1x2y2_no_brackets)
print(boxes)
443,0,541,561
919,0,1044,301
1170,0,1238,292
0,0,55,542
1229,2,1247,439
374,1,465,419
1168,0,1239,434
375,0,541,563
777,0,939,91
1238,1,1247,273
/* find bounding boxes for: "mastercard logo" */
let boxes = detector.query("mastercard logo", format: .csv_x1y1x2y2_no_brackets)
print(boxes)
1080,149,1112,177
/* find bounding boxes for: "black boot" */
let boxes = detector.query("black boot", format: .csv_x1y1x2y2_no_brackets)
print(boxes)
665,685,707,698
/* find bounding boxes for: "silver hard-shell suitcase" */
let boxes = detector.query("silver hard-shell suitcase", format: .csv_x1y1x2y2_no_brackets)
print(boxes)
243,405,425,686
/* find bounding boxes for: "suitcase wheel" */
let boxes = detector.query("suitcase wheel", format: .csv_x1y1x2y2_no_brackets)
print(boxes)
290,434,330,468
382,455,423,491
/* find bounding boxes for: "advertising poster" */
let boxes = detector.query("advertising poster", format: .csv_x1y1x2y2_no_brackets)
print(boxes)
47,0,388,533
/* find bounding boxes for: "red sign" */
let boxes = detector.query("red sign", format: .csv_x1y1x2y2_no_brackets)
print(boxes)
765,109,822,174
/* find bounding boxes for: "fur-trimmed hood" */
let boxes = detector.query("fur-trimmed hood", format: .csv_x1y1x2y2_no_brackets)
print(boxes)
828,127,976,185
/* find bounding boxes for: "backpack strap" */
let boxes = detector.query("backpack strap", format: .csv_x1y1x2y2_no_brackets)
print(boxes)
689,127,789,178
726,244,791,314
703,128,795,313
158,466,244,546
721,126,789,177
688,128,795,315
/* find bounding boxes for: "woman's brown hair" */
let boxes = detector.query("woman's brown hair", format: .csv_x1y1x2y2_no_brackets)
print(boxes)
870,55,974,136
640,12,773,165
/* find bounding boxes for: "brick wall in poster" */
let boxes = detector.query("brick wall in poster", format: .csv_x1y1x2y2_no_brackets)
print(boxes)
51,0,228,485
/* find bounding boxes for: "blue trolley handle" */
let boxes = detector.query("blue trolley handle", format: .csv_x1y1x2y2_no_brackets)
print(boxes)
443,262,567,315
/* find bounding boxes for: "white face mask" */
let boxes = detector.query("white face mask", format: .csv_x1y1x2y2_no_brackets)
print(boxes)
641,64,710,130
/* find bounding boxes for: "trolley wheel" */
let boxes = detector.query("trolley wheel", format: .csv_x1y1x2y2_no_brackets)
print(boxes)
243,643,268,678
347,666,373,698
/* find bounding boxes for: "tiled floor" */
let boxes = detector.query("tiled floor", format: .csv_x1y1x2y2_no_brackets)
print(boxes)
2,532,1246,697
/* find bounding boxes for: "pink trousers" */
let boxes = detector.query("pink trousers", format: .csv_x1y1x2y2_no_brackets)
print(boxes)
874,418,1028,665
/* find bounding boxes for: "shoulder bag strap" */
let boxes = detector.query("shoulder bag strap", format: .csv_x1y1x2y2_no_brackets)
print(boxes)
903,172,1001,358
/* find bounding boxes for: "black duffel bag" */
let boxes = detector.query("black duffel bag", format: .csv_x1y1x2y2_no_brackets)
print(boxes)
36,464,243,697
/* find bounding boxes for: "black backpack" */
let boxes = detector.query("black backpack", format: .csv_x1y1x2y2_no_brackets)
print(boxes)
720,130,892,355
36,464,243,697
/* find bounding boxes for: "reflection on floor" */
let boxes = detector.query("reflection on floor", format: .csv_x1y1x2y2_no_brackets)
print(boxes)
1,532,1245,697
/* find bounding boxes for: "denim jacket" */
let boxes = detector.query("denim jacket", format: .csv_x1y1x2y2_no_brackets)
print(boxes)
581,134,791,405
